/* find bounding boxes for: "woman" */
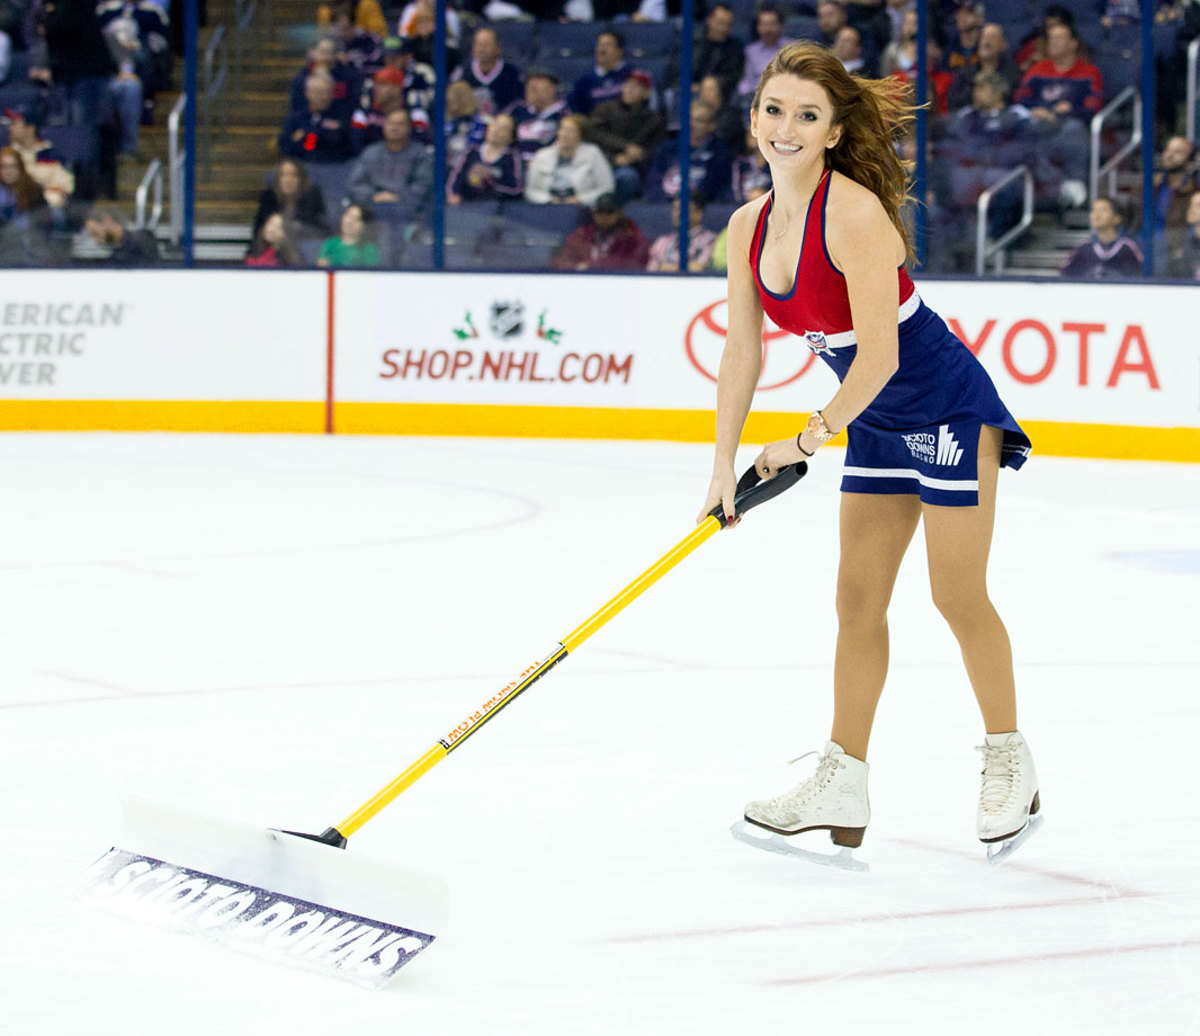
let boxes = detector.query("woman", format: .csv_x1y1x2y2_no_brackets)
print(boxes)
244,212,303,268
252,158,329,239
524,115,615,207
444,80,487,167
699,43,1038,854
447,113,523,205
0,146,46,226
646,195,717,273
317,203,379,267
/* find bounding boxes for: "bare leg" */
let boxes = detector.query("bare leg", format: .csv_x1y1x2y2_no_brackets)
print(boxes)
830,492,922,761
922,425,1017,733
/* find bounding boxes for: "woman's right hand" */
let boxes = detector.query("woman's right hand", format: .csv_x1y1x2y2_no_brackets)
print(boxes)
698,466,739,527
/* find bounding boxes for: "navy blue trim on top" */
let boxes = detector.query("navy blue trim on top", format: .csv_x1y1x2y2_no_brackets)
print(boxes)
820,171,845,278
820,170,912,279
754,169,829,301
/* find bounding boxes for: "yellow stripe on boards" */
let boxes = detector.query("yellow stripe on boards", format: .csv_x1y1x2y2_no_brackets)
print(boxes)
0,400,325,433
334,403,1199,464
1,400,1196,464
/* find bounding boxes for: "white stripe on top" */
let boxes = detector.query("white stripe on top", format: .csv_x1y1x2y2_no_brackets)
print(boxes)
823,291,922,349
842,466,979,492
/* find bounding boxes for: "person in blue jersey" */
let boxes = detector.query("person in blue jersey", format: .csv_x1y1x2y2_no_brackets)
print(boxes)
1060,195,1144,279
568,30,631,117
698,43,1040,858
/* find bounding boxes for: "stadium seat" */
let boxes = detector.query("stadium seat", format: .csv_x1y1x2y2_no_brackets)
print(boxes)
500,201,585,244
539,56,598,93
1092,40,1142,99
489,20,538,63
702,201,737,233
784,16,822,43
537,21,609,59
42,126,95,168
622,201,673,241
303,160,355,214
621,22,677,59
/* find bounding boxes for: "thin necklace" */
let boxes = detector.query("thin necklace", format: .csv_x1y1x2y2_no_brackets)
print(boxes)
771,217,790,241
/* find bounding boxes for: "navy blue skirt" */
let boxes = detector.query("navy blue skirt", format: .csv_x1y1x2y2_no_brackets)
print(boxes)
814,299,1031,508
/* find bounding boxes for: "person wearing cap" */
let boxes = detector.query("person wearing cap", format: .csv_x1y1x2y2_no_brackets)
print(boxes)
350,65,430,153
568,30,631,117
504,70,568,169
551,192,651,272
587,70,665,202
453,26,523,119
5,107,75,214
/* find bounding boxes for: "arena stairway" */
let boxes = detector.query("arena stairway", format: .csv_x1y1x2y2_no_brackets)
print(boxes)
111,0,319,263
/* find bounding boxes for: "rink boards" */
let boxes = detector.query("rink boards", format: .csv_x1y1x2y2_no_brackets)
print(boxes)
0,269,1195,462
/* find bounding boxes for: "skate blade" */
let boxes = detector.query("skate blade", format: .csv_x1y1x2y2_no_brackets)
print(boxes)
986,812,1045,865
729,820,869,873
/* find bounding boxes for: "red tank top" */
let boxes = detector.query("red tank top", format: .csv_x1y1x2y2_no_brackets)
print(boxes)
749,169,915,339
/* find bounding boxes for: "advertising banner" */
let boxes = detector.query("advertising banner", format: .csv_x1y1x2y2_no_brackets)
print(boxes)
333,271,1198,457
0,270,330,432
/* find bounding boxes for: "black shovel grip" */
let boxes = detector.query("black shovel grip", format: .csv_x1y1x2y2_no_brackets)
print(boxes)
708,462,807,528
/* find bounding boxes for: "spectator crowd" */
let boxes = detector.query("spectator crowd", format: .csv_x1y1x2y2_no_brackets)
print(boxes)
0,0,1197,276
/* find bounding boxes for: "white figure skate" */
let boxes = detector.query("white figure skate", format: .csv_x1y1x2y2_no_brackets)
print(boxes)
977,731,1042,862
742,741,870,846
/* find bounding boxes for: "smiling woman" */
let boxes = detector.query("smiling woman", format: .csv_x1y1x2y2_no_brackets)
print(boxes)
699,42,1040,863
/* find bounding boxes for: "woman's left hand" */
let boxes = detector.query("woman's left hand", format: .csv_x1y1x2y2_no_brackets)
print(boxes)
753,437,808,481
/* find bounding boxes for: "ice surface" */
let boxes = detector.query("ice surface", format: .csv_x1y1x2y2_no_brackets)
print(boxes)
1,432,1197,1034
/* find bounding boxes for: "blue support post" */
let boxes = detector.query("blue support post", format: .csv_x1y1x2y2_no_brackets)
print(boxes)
914,0,927,268
432,0,448,270
677,0,694,273
1140,0,1156,276
184,0,198,267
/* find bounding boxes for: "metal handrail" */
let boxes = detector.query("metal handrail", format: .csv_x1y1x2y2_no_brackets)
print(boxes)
1188,36,1198,144
201,25,228,180
167,93,187,244
135,159,164,230
975,164,1034,276
1089,85,1142,203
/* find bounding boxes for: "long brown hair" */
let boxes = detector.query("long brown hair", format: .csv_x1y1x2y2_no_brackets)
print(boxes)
0,146,44,212
273,158,312,203
752,43,917,259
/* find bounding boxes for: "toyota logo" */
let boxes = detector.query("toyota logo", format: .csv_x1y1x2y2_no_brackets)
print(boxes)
685,300,816,390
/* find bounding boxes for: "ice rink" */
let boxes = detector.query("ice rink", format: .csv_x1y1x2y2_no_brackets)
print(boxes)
2,431,1198,1035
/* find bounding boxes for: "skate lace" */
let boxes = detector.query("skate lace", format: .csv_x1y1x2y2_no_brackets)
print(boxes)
774,750,843,805
976,743,1020,814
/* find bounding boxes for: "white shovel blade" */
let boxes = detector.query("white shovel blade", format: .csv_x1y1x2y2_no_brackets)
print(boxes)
78,794,449,988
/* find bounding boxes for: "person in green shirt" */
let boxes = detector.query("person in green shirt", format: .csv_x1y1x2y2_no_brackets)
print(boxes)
317,203,380,267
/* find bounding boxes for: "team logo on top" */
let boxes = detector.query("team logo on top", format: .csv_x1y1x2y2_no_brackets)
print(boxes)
902,424,964,467
803,330,836,356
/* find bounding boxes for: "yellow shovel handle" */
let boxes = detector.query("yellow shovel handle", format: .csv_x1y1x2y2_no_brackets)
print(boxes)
334,462,807,839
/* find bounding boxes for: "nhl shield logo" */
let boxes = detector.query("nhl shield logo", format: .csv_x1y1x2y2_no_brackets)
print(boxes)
489,300,524,339
803,330,835,356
